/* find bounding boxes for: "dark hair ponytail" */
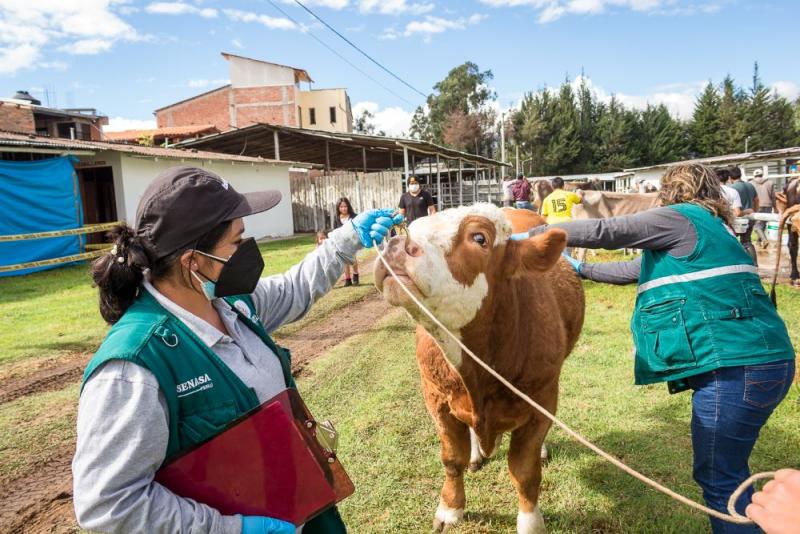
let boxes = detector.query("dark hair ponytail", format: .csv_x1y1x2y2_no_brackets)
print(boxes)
92,224,151,324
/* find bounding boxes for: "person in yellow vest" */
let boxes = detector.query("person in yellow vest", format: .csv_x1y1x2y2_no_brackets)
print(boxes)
72,167,402,534
541,177,582,224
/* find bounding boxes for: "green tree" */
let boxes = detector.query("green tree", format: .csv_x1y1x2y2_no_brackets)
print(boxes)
408,106,432,141
595,96,640,170
743,63,772,152
426,62,495,146
640,104,687,165
576,76,598,172
718,75,747,154
689,82,723,156
353,108,385,136
767,92,798,149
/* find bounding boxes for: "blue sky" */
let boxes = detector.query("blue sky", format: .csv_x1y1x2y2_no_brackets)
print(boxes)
1,0,798,136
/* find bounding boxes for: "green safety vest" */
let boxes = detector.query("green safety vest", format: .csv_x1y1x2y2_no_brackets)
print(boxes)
82,289,345,533
631,203,794,391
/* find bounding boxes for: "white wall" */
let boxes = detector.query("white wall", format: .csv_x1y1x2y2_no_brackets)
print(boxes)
105,152,294,239
228,56,296,88
631,169,664,191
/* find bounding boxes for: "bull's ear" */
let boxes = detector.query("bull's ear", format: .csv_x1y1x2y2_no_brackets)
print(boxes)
504,229,567,275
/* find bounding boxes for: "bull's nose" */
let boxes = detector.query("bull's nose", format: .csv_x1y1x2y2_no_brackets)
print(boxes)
405,239,422,257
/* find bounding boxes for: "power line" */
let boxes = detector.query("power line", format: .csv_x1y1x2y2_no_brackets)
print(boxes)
292,0,428,100
266,0,415,106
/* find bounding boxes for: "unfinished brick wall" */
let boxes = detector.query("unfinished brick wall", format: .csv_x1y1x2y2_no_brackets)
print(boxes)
0,103,35,133
155,86,233,131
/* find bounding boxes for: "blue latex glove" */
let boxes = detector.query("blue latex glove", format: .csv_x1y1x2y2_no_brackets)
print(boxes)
510,231,530,241
352,208,405,248
561,252,583,274
241,515,295,534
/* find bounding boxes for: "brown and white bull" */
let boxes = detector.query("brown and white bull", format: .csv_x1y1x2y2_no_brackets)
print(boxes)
374,204,585,533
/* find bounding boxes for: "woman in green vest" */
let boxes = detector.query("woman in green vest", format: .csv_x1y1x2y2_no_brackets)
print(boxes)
72,166,402,534
512,164,795,533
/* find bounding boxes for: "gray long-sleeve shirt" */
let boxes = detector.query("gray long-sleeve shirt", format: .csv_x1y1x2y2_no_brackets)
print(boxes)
528,206,708,284
72,225,361,534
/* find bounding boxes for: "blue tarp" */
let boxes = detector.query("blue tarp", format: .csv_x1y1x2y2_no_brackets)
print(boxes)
0,156,84,277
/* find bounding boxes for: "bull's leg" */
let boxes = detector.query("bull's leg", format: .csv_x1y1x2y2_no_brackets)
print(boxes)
508,419,551,534
432,411,470,532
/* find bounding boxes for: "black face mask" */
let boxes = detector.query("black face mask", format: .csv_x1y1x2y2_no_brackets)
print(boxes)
193,237,265,298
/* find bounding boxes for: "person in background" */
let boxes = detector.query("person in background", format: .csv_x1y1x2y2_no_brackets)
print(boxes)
541,177,582,224
502,175,514,207
746,469,800,534
332,197,359,286
512,163,795,534
716,168,743,216
398,176,436,224
511,173,533,210
751,169,775,249
316,229,328,247
729,166,760,264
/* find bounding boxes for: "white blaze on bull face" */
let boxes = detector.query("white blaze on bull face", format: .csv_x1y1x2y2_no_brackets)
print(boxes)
404,203,512,333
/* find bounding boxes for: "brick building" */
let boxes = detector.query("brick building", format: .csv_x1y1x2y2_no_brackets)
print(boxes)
155,52,352,134
0,91,108,140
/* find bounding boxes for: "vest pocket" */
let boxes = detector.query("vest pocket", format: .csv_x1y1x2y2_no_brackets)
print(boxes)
179,400,238,447
639,297,697,374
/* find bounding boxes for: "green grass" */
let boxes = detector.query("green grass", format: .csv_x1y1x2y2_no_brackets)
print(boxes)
296,280,800,533
0,234,356,367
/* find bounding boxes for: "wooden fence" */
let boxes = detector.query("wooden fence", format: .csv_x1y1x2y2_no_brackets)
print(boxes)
290,169,505,233
291,170,404,232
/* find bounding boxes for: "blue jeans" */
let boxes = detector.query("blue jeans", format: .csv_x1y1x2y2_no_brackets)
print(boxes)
514,200,533,210
687,359,795,533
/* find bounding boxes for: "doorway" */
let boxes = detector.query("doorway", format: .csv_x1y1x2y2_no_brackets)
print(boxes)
78,166,117,244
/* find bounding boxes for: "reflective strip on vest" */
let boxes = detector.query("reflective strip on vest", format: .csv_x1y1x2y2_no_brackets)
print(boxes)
637,264,759,295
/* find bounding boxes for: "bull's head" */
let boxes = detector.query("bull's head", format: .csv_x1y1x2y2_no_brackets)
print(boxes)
374,204,566,332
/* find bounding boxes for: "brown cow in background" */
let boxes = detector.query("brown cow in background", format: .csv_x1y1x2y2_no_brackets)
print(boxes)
374,205,584,533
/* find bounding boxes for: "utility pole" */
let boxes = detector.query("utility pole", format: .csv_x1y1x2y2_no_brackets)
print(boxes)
745,136,751,153
500,111,506,165
515,144,520,176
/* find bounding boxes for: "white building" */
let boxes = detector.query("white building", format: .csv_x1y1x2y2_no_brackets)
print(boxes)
0,131,309,241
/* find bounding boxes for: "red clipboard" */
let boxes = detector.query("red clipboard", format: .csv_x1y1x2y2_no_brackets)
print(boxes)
155,389,354,526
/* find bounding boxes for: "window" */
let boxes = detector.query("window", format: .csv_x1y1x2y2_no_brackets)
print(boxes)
309,108,316,125
329,106,337,124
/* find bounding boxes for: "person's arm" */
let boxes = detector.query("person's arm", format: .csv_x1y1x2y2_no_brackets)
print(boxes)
426,192,436,215
541,196,551,217
524,207,697,256
73,361,242,534
252,222,362,333
579,255,642,285
398,195,406,217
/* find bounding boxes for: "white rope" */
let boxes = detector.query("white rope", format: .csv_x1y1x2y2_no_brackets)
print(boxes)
375,241,769,525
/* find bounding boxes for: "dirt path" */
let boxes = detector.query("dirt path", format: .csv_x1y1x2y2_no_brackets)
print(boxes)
0,290,389,533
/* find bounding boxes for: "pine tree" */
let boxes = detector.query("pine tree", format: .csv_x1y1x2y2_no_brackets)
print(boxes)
640,104,687,165
576,76,597,172
595,96,639,170
767,92,798,150
718,75,747,154
743,63,772,152
689,82,723,156
544,82,581,173
408,106,432,142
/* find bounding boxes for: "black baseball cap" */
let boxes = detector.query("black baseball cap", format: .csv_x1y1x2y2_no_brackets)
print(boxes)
135,166,281,260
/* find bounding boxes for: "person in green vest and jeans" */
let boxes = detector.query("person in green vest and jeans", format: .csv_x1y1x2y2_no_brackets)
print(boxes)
511,163,795,533
72,166,402,534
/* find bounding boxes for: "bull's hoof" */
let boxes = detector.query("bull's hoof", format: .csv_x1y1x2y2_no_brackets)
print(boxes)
433,501,463,532
468,458,485,472
517,506,546,534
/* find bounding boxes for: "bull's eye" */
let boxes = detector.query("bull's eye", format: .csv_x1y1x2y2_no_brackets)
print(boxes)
472,233,487,246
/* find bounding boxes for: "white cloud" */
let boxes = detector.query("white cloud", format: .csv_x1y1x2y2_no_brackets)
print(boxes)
478,0,719,23
399,13,486,41
223,9,296,30
0,1,140,74
145,2,217,18
353,101,413,137
104,117,157,132
58,38,114,55
772,81,800,101
188,78,230,88
359,0,435,15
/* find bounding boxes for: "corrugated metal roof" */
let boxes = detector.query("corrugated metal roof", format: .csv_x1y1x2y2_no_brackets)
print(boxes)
0,130,310,166
104,124,219,142
178,123,510,171
625,147,800,172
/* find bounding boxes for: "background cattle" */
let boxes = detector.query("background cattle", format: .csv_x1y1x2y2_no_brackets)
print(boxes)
374,205,584,533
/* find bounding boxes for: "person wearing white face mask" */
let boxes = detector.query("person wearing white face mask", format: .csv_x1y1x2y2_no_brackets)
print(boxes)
398,176,436,224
